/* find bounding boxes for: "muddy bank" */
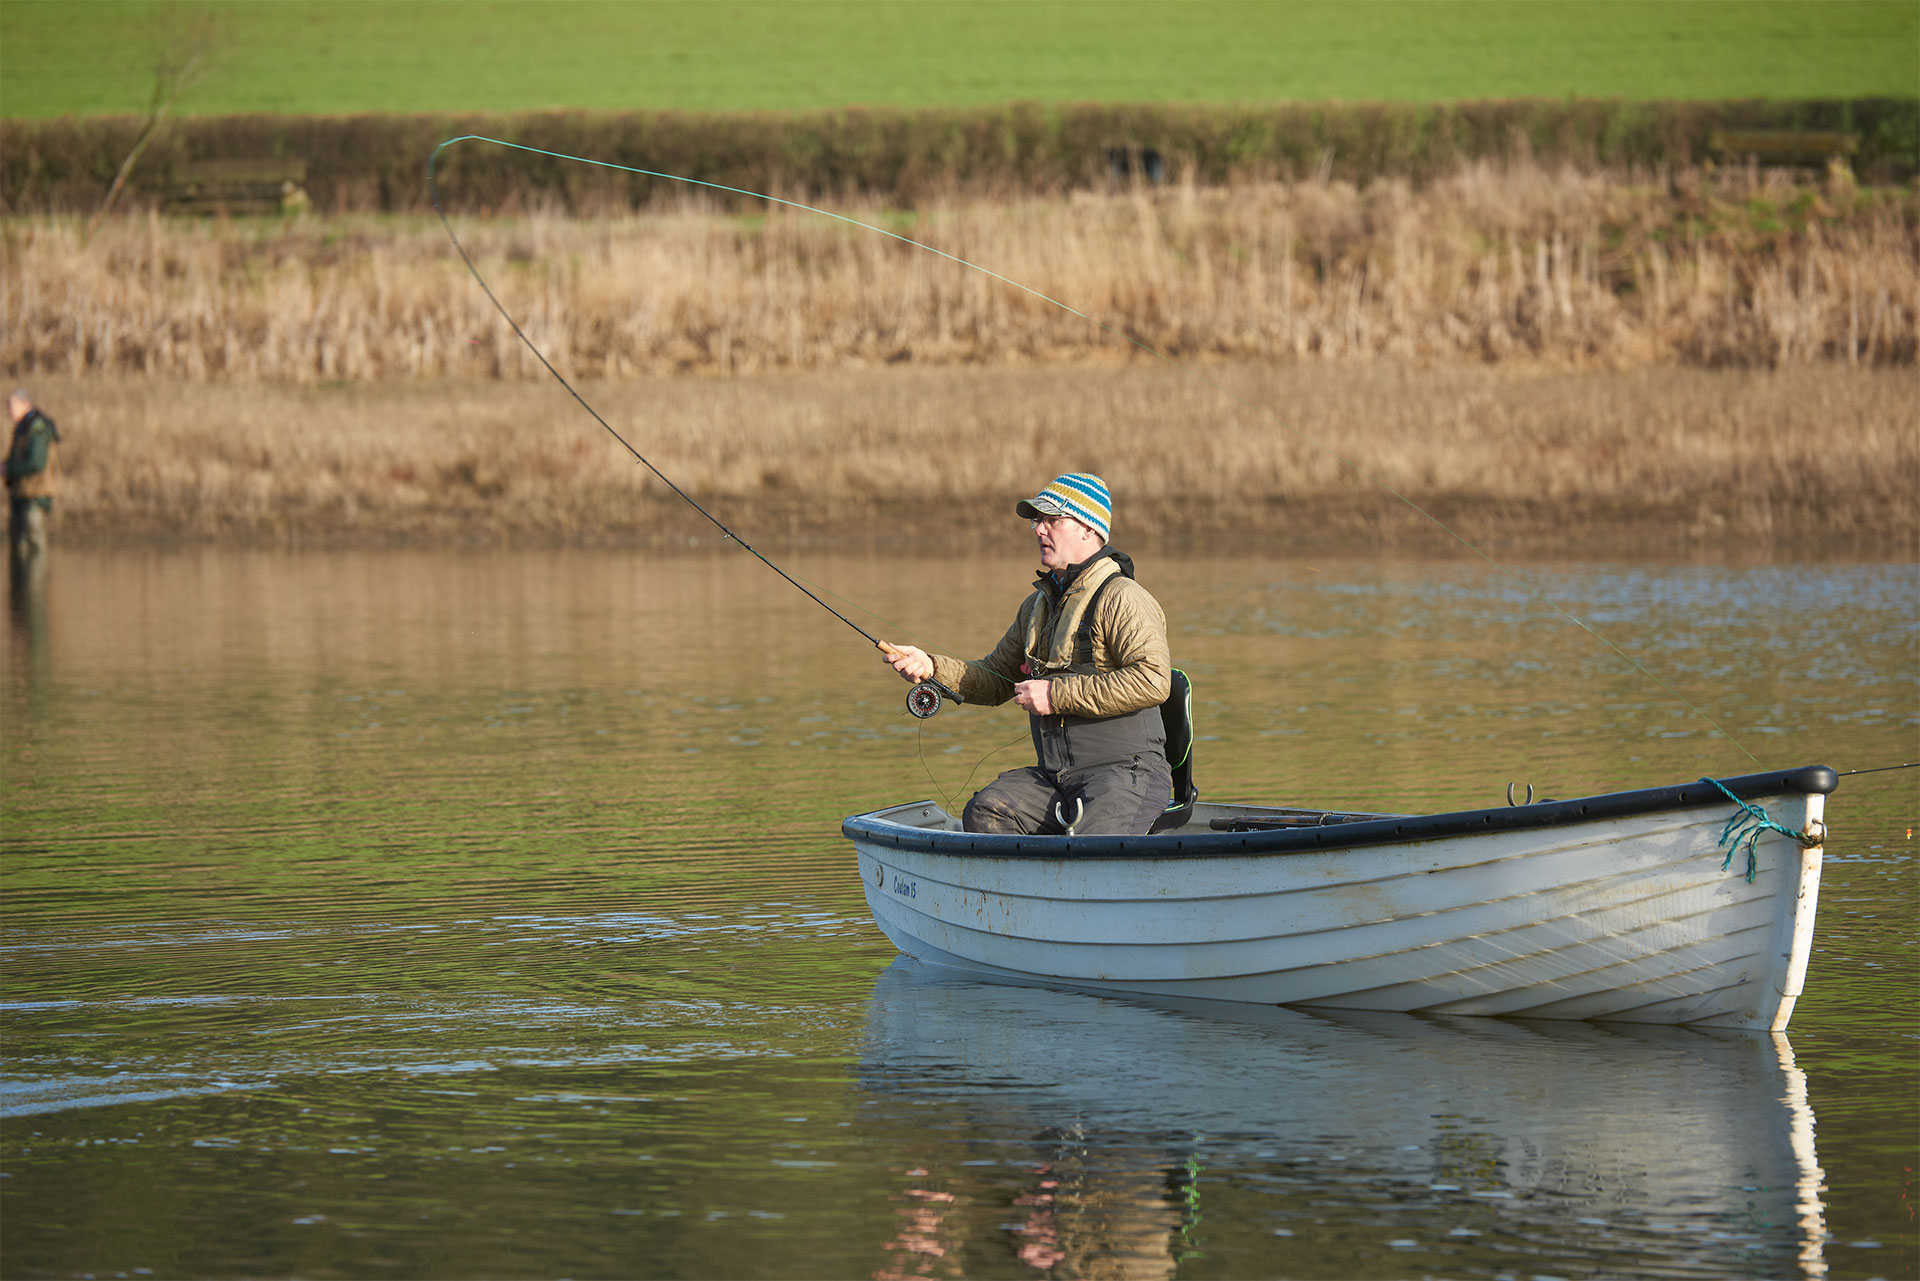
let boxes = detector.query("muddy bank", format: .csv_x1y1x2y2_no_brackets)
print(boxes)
21,362,1918,555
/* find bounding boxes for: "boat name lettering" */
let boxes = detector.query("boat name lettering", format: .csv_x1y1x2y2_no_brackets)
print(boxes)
890,876,917,899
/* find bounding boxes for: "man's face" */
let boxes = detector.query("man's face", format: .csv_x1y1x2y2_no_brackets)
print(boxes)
1032,513,1102,571
7,397,27,425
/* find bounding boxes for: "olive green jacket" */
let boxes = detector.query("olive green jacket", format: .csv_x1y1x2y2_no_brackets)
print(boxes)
929,549,1172,720
6,409,58,501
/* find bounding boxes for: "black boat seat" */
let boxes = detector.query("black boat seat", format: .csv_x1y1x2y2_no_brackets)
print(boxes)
1150,667,1197,833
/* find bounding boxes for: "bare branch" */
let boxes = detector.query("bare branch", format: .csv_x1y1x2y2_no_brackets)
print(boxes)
89,4,224,231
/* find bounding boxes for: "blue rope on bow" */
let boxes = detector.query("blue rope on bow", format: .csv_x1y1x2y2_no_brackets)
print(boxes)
1700,776,1808,883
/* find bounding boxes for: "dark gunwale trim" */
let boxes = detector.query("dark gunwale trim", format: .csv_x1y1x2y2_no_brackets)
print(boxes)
842,765,1838,861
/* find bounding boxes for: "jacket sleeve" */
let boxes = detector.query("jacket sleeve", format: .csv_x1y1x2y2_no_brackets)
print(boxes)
1045,581,1171,718
928,596,1034,707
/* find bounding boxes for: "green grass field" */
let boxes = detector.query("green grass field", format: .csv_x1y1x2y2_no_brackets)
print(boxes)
2,0,1913,119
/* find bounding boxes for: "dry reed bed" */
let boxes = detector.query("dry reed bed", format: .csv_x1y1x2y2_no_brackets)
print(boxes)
4,165,1916,379
30,363,1916,549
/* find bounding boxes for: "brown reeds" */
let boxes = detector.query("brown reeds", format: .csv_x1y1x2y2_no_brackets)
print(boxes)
6,161,1914,550
4,163,1916,380
27,361,1918,550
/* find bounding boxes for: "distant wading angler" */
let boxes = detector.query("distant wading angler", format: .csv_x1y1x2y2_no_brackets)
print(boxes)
7,390,60,564
882,473,1174,836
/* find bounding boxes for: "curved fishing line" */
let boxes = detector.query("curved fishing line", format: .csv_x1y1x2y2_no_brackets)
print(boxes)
429,134,1758,765
957,733,1035,796
912,729,962,813
913,724,1032,816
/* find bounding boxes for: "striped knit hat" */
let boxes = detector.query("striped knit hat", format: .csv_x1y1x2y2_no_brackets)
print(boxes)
1015,472,1112,541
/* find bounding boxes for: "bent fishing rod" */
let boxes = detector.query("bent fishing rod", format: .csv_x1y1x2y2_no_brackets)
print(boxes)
426,137,960,700
427,134,1760,754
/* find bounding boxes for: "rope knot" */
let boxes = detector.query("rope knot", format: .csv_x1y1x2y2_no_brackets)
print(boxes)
1700,776,1819,883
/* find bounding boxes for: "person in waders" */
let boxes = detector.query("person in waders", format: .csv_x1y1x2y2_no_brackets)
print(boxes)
7,390,60,568
882,473,1174,836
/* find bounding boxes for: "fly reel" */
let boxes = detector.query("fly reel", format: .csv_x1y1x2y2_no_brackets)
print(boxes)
906,679,963,720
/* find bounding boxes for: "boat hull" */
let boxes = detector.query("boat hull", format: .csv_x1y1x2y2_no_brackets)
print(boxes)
845,766,1833,1030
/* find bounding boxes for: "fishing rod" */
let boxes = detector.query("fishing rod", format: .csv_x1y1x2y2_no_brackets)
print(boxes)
427,135,1762,758
426,136,959,704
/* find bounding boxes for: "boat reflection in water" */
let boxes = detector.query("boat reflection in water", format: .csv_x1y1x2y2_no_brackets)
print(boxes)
858,958,1828,1280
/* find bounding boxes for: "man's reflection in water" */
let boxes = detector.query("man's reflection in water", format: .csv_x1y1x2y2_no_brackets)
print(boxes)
1009,1133,1184,1281
874,1166,959,1281
7,542,50,698
875,1134,1187,1281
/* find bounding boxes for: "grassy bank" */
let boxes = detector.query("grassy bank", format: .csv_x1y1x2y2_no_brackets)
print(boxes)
26,363,1916,552
6,165,1916,380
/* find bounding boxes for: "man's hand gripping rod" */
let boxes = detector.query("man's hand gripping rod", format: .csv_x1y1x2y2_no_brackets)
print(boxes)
878,641,964,720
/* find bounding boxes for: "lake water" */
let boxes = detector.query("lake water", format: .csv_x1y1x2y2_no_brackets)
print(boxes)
3,546,1914,1280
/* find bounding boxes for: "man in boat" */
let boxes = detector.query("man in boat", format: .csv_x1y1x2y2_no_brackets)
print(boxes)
882,472,1174,836
6,389,61,568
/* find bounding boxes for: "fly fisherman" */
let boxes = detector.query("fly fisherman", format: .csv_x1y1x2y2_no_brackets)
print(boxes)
7,389,60,565
882,473,1174,836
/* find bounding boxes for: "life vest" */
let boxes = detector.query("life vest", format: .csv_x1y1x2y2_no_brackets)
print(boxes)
1020,550,1134,677
1026,555,1198,829
8,410,59,500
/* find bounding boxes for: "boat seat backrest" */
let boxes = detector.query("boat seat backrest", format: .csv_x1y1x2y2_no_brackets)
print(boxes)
1150,667,1197,833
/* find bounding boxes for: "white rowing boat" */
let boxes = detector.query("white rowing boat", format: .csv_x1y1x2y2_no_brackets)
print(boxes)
843,765,1834,1031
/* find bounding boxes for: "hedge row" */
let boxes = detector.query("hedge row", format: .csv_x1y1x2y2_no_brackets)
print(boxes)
3,97,1915,215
